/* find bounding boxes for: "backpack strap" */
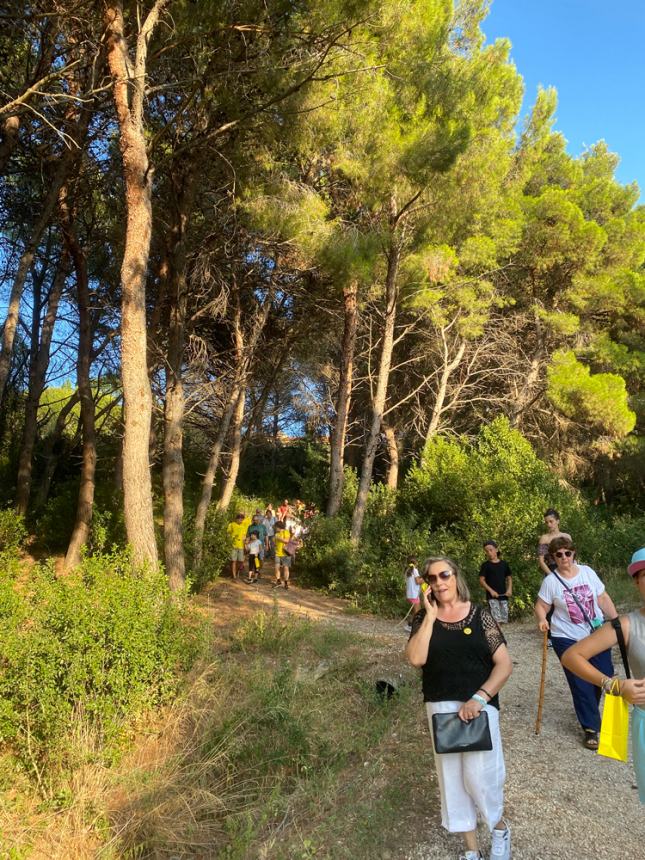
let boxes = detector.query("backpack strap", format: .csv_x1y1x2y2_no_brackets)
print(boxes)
611,616,631,679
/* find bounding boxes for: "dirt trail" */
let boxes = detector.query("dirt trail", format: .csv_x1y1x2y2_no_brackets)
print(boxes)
201,573,645,860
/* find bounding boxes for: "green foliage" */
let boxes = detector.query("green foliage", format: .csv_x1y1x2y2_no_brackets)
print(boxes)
547,349,636,437
301,418,644,616
0,549,203,773
0,508,26,553
193,505,231,591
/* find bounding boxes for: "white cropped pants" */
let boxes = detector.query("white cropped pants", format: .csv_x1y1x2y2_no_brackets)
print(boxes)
425,700,506,833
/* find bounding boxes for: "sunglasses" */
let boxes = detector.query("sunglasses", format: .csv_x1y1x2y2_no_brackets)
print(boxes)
425,570,454,585
554,549,574,559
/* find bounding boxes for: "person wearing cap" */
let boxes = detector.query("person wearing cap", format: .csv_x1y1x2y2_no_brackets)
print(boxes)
562,547,645,802
479,541,512,625
226,511,247,581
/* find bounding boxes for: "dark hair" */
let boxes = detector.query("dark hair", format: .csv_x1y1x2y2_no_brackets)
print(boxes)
548,535,575,556
483,540,498,549
275,519,285,530
249,530,259,538
544,508,560,521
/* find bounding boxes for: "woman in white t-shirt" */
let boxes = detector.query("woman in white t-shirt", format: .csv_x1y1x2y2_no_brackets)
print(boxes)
535,536,617,749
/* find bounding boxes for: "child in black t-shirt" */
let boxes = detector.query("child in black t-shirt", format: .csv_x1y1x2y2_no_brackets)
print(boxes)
479,540,512,624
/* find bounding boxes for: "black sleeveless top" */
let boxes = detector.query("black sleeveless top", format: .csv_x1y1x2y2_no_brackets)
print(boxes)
410,604,506,709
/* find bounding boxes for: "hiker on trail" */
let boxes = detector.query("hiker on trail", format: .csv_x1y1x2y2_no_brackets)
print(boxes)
406,556,513,860
226,511,247,581
404,556,422,632
247,510,268,560
479,541,512,625
537,508,571,576
263,507,276,559
245,530,263,584
535,535,617,750
273,519,293,590
278,499,290,520
562,547,645,803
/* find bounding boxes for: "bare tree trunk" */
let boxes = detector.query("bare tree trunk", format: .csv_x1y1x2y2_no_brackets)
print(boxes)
327,280,358,517
105,1,169,567
350,244,401,544
15,252,67,514
192,282,274,566
33,391,80,510
425,337,466,442
383,421,399,490
62,196,98,570
217,388,245,511
0,153,73,407
162,167,195,590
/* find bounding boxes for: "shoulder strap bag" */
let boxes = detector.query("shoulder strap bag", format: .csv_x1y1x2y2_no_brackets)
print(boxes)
611,616,631,678
552,570,600,634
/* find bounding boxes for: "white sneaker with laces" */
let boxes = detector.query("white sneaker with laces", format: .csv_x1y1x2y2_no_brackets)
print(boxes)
490,822,511,859
459,852,483,860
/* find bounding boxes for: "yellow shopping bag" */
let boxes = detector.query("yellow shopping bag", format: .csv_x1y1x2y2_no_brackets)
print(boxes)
598,692,629,762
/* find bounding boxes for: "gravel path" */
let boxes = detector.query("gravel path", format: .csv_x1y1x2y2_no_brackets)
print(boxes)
204,579,645,859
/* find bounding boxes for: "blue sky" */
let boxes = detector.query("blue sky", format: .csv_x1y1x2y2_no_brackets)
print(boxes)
483,0,645,198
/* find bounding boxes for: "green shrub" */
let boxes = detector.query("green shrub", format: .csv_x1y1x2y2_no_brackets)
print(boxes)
0,508,27,552
0,549,204,774
297,515,358,592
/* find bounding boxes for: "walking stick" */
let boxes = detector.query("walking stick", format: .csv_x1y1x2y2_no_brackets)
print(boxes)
535,629,548,734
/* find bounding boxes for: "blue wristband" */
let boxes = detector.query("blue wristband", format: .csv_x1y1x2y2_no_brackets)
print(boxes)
471,694,487,707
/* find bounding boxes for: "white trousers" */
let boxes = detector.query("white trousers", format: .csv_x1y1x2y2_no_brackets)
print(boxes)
426,700,506,833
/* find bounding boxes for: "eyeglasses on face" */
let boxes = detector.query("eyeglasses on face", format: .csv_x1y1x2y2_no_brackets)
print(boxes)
554,549,574,559
425,570,454,585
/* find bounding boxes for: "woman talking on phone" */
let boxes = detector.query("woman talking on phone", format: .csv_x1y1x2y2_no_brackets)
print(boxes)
406,557,513,860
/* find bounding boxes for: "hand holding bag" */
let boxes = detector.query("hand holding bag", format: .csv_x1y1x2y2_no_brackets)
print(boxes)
431,711,492,754
598,617,631,763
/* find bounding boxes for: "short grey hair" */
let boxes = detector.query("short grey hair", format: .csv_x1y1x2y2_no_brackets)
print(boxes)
422,556,470,602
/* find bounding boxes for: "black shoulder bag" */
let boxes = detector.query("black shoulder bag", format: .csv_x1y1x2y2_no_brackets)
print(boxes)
611,617,631,679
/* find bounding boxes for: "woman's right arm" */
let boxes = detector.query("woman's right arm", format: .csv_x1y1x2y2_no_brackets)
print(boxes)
560,617,644,706
405,588,437,667
535,596,552,632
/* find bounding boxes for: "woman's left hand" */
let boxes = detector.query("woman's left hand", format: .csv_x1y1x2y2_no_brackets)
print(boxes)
458,699,484,722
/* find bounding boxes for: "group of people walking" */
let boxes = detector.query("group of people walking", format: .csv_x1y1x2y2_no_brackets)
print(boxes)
405,508,645,860
226,499,315,590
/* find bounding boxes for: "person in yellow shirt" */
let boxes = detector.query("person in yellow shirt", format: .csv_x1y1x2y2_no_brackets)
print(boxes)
273,520,294,589
227,511,248,580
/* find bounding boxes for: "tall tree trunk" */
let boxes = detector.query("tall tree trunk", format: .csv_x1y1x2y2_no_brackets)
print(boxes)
383,421,399,490
350,244,400,544
62,196,98,570
192,383,241,567
327,280,358,517
217,388,245,511
425,337,466,442
15,251,67,514
162,166,195,590
0,153,74,407
105,1,169,567
192,282,274,566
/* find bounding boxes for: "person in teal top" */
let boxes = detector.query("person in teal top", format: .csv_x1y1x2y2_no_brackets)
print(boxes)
563,547,645,803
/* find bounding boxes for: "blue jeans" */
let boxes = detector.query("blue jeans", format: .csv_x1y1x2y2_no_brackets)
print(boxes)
551,636,613,733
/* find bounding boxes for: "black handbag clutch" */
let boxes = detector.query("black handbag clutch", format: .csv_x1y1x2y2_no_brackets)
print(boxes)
431,711,492,754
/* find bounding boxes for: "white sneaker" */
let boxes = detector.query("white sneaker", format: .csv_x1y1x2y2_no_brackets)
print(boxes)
490,822,511,859
459,852,484,860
